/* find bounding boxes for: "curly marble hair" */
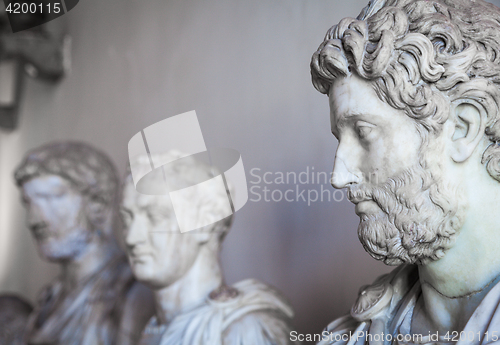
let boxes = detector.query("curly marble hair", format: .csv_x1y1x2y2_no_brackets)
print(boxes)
311,0,500,181
14,141,119,235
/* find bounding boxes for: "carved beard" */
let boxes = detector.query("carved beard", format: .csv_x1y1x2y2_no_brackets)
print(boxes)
348,160,466,266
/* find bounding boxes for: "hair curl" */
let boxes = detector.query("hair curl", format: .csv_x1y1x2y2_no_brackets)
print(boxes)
311,0,500,181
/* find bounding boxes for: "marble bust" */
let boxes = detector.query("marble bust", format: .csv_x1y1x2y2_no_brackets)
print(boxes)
14,141,154,345
121,152,297,345
310,0,500,343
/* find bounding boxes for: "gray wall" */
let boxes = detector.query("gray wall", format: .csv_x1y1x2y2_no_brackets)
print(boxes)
1,0,499,343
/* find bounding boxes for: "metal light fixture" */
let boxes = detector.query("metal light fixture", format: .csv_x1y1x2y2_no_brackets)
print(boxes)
0,58,23,129
0,5,70,130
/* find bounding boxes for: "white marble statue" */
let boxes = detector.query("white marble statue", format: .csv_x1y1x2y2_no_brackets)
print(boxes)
14,141,155,345
120,152,297,345
310,0,500,343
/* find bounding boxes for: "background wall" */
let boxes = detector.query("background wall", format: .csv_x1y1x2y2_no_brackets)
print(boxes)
1,0,499,343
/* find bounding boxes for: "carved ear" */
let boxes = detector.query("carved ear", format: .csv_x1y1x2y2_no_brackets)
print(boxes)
450,102,486,163
85,197,111,234
192,219,229,247
193,228,212,244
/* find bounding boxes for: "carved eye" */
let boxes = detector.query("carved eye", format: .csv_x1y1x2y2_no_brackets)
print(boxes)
147,208,168,226
355,121,375,139
357,125,373,139
21,196,30,206
119,209,133,227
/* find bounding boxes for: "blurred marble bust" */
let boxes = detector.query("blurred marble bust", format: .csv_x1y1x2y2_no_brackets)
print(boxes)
0,294,33,345
310,0,500,343
121,151,296,345
14,141,154,345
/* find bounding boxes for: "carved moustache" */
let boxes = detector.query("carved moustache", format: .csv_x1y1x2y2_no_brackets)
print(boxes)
30,222,50,240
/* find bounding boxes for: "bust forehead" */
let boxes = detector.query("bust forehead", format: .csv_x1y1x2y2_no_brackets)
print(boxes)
22,174,75,196
328,74,416,136
328,74,380,117
122,178,169,208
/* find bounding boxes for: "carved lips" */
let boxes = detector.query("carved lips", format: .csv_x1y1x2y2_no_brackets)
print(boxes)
128,249,153,264
354,199,381,216
30,224,50,240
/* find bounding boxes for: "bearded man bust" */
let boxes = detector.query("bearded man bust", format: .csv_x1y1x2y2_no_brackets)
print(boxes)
15,141,154,345
310,0,500,343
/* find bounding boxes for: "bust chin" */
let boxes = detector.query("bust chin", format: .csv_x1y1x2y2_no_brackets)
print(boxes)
311,0,500,341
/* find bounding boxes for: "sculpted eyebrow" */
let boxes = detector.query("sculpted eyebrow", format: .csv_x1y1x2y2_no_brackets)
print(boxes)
120,207,133,216
337,112,378,124
334,113,378,135
335,112,360,128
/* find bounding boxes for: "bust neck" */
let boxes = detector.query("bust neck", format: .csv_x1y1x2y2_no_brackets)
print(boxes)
153,244,224,325
60,235,119,294
415,172,500,331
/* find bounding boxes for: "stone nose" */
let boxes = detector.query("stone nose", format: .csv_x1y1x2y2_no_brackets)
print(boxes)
331,152,361,189
125,216,148,248
26,202,44,227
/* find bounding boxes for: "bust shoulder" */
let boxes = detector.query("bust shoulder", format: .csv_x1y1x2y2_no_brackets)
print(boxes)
318,265,419,345
213,279,295,345
223,309,295,345
351,265,418,322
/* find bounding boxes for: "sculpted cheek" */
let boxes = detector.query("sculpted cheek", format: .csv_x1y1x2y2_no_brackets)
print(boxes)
362,138,389,180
